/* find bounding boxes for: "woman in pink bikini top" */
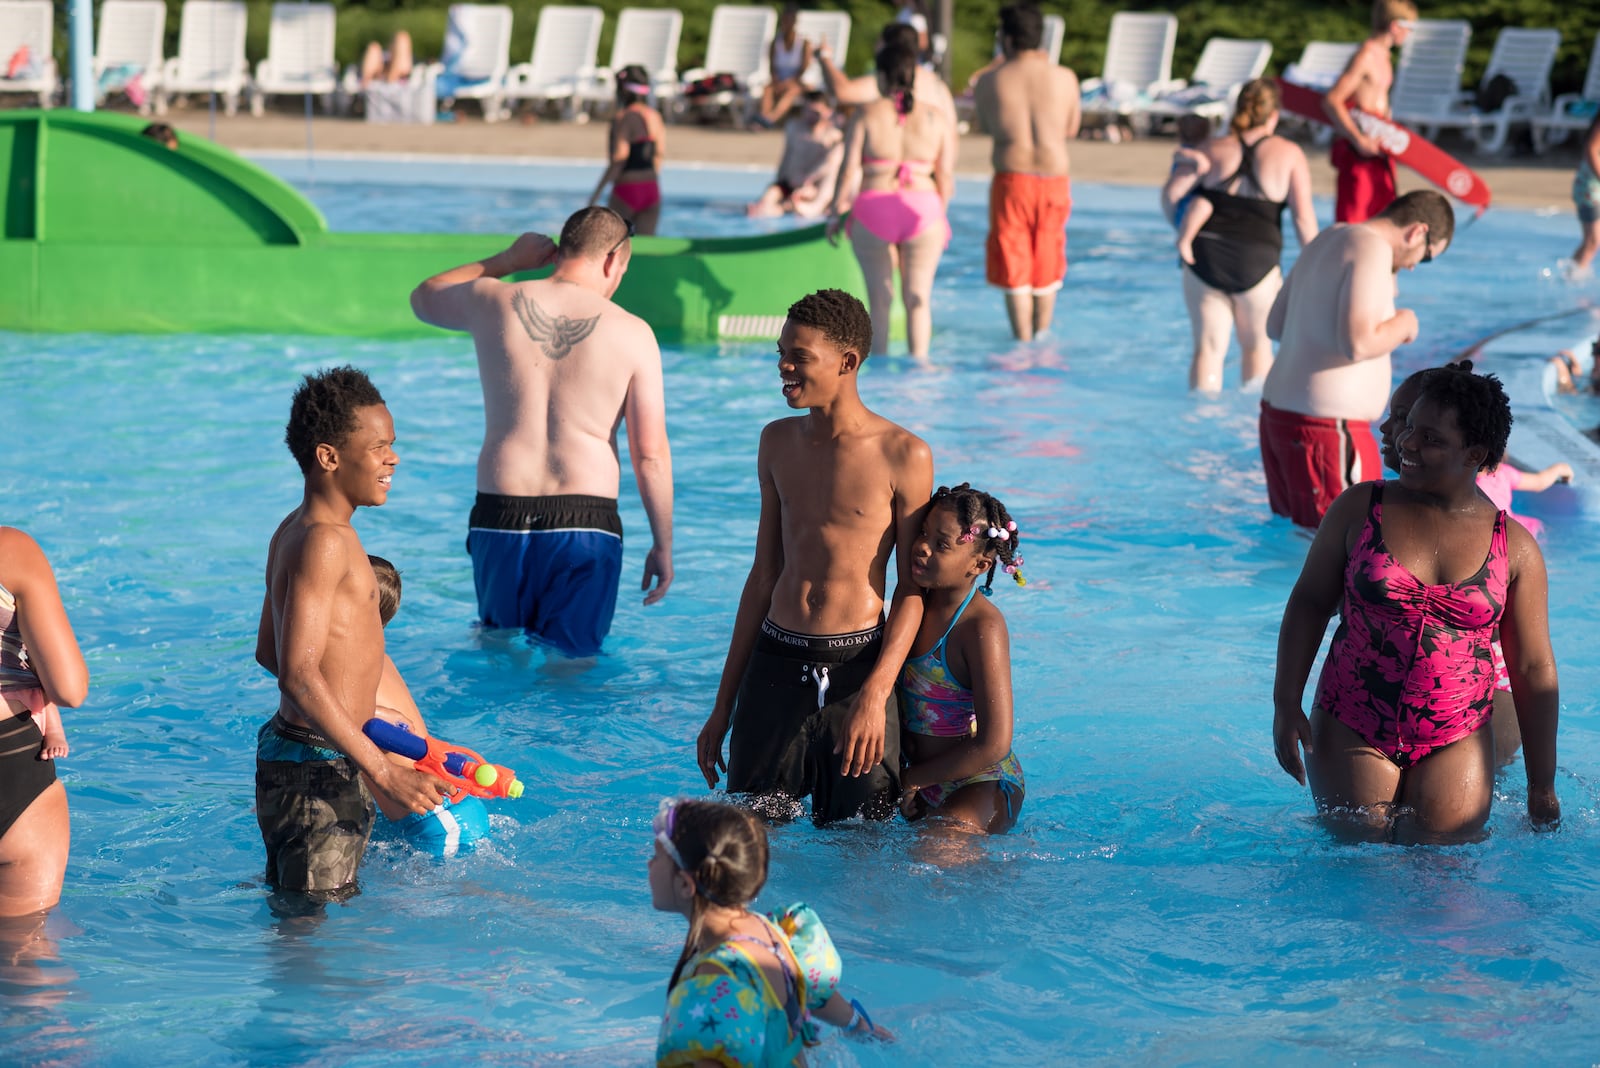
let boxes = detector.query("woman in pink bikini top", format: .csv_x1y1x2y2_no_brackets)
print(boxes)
1271,361,1561,844
824,43,951,362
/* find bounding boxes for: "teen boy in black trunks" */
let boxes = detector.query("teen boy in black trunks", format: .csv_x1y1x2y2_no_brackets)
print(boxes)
697,290,934,825
255,367,444,899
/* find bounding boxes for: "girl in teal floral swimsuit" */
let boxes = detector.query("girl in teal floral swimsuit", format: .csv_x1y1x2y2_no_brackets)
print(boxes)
651,799,891,1066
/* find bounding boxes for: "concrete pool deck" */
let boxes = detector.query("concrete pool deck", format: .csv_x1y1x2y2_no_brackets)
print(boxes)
165,111,1582,212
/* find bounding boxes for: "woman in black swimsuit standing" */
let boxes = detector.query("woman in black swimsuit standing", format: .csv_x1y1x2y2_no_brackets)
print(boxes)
1163,80,1319,394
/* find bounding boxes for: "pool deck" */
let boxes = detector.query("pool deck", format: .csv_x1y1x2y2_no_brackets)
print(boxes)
166,111,1580,211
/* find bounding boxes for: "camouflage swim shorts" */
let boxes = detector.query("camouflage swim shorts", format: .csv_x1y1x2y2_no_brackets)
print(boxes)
255,714,375,895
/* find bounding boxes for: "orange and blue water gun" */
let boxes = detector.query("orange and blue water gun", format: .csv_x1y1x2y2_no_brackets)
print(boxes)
362,718,525,800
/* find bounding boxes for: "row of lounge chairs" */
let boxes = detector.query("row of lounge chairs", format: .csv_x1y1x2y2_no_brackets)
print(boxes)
1073,12,1599,154
3,1,1597,150
0,0,850,123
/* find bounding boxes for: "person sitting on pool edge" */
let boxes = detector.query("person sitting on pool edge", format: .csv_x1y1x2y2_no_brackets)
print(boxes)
410,208,674,658
365,556,490,857
748,92,844,220
255,367,446,902
697,289,933,825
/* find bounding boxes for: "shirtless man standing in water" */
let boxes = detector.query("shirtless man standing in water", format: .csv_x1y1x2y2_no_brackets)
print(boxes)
1260,190,1454,529
1322,0,1415,223
973,3,1080,342
698,289,933,825
255,367,445,899
411,207,674,658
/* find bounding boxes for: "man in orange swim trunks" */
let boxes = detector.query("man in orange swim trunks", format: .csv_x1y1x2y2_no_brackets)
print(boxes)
973,3,1080,342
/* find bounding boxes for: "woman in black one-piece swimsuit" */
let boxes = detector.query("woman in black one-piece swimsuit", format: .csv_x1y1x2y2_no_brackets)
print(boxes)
1164,79,1321,394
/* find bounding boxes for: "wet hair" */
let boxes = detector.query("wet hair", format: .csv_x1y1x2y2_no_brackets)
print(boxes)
1230,79,1279,137
369,555,401,625
785,289,873,364
1373,0,1417,33
616,64,652,107
1416,359,1512,471
876,44,917,120
879,22,919,53
556,206,632,262
140,122,178,149
1380,190,1455,249
929,483,1024,590
1176,113,1211,148
999,4,1044,53
664,801,770,990
285,366,385,476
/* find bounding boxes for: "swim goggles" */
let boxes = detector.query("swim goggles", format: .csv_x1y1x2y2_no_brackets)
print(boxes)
654,797,689,872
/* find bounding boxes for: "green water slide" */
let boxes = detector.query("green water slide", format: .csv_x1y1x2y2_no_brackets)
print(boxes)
0,110,876,341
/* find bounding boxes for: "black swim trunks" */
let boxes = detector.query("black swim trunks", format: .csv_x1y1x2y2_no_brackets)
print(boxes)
726,619,901,826
255,714,375,896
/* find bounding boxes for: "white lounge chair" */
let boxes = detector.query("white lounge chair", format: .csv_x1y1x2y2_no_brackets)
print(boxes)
1134,37,1274,130
1281,40,1359,144
0,0,58,108
1533,31,1600,153
575,7,683,118
251,2,339,116
1283,40,1360,91
794,9,848,91
677,4,776,124
502,4,604,120
428,4,514,121
1041,13,1064,66
1415,27,1561,154
93,0,166,112
1079,12,1179,126
1387,19,1471,138
156,0,252,117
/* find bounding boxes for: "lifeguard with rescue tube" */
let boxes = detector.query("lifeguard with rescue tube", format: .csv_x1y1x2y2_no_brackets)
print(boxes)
1277,78,1491,216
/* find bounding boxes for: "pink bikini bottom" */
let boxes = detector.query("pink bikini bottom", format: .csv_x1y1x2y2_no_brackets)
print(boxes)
612,180,660,214
849,188,948,245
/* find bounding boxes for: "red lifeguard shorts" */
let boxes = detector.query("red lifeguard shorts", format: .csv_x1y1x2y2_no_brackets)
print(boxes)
1258,401,1381,529
986,172,1072,293
1331,139,1396,224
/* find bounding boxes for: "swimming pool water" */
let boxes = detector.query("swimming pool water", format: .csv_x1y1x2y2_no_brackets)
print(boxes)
5,159,1600,1065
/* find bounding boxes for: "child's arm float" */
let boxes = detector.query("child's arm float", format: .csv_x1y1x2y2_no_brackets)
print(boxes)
363,718,524,799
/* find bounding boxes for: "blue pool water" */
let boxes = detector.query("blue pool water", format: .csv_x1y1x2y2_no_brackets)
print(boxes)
5,158,1600,1065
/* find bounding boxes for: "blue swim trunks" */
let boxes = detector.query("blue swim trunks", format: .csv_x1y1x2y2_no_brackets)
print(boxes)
467,493,623,657
377,793,490,857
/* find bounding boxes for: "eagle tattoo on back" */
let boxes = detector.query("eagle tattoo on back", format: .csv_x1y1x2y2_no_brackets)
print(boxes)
511,292,601,360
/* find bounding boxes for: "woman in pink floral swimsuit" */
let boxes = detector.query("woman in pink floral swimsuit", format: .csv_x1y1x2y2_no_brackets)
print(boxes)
1271,362,1561,843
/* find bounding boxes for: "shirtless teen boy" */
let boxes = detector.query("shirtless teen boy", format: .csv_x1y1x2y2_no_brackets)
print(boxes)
255,367,445,899
1323,0,1416,223
697,290,934,825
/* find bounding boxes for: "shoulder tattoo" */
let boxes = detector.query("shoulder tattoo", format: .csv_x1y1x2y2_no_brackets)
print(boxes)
511,292,600,360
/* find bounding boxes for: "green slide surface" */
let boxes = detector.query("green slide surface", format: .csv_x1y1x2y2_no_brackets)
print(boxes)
0,110,880,342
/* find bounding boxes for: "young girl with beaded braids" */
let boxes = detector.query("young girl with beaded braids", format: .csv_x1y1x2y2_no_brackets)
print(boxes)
897,483,1026,834
650,799,892,1066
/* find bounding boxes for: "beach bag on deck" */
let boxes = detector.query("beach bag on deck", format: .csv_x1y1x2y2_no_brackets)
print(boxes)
684,72,739,99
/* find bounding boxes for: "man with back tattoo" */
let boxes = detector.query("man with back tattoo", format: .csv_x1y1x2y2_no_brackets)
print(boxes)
411,207,674,656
